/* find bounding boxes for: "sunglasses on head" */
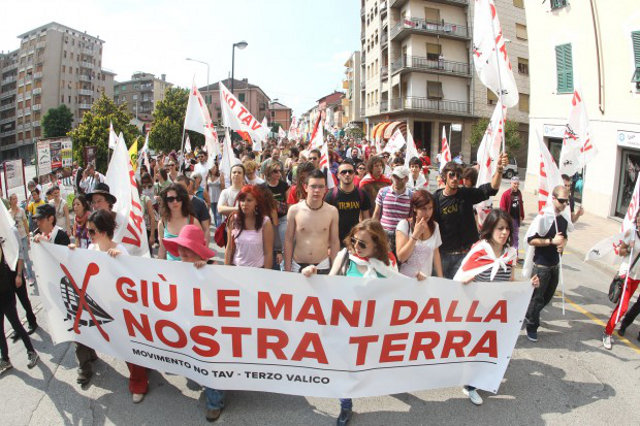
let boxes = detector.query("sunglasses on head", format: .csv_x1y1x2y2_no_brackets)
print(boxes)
339,169,355,175
166,196,181,203
351,237,368,250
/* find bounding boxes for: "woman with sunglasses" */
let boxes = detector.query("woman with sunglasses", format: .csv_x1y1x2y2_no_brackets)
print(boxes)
302,219,399,426
158,184,199,261
263,162,289,265
453,209,539,406
396,189,443,279
353,161,366,187
72,194,92,249
224,185,274,269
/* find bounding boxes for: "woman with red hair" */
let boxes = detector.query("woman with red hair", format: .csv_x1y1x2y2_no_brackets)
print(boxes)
224,185,274,268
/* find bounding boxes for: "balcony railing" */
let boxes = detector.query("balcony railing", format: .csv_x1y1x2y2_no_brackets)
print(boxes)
36,42,46,49
79,89,93,96
80,75,92,82
2,76,17,84
32,87,42,95
16,94,23,101
1,89,17,99
381,31,388,47
381,66,389,79
360,108,366,117
390,0,467,7
0,117,15,125
380,100,389,112
79,103,92,109
31,104,41,111
391,56,471,77
390,97,471,115
80,61,94,69
0,104,14,112
360,79,365,89
32,120,40,127
390,18,469,40
16,124,24,131
82,48,93,56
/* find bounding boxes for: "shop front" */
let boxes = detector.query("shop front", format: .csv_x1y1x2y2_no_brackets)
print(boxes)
614,130,640,219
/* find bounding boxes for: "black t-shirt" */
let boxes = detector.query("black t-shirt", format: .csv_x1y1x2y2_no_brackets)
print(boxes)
325,187,372,244
509,191,521,221
434,183,497,252
263,181,290,218
191,196,210,223
529,215,568,266
35,227,71,246
0,252,15,293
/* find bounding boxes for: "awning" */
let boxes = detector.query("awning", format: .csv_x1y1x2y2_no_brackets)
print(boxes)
383,121,406,139
371,122,385,139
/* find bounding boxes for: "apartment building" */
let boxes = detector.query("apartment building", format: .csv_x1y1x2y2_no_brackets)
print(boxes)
268,101,292,131
114,72,173,123
524,0,640,220
342,51,363,128
361,0,530,165
0,22,115,161
0,50,20,160
200,78,271,126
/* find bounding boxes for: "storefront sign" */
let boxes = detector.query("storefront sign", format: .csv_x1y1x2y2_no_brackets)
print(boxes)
617,130,640,149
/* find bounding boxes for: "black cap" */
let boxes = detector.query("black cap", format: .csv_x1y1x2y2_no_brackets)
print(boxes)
86,182,117,205
32,203,56,219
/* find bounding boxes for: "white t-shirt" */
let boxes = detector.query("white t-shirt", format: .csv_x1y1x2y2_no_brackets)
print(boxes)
192,162,210,187
219,187,241,209
88,243,129,255
619,232,640,280
396,220,442,278
407,173,427,190
247,176,265,185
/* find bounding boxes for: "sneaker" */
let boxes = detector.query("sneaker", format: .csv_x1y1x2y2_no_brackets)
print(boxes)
336,408,352,426
28,324,38,335
526,329,538,342
27,351,39,369
0,359,12,374
205,408,221,422
462,387,484,406
602,333,613,350
132,393,145,404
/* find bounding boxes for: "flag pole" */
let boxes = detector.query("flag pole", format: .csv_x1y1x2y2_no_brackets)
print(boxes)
487,7,508,154
553,214,566,315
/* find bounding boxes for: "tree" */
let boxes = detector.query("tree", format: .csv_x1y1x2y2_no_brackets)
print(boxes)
345,126,364,140
149,87,203,153
469,118,521,155
68,92,140,172
42,104,73,138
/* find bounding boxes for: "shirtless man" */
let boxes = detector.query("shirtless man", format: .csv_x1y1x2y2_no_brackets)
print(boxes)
284,169,340,274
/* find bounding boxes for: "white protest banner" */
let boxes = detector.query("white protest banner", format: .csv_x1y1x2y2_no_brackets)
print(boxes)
105,135,150,258
37,140,52,176
0,200,20,271
384,129,406,154
33,242,532,398
4,159,25,197
219,81,268,143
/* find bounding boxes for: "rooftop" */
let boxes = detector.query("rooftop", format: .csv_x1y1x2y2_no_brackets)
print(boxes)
18,22,104,43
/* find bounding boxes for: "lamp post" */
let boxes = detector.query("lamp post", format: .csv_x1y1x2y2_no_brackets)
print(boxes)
185,57,210,110
230,41,248,94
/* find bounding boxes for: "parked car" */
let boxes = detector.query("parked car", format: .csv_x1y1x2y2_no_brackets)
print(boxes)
502,158,518,179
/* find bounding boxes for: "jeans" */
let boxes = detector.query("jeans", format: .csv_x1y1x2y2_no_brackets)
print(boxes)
20,237,34,281
526,264,560,331
0,290,35,360
210,202,222,228
441,252,466,279
340,398,352,410
204,387,225,410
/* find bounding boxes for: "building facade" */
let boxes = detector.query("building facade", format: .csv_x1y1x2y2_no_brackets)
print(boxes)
0,22,114,161
114,72,172,123
524,0,640,220
0,50,20,160
342,51,363,128
268,101,292,131
361,0,530,165
200,78,271,126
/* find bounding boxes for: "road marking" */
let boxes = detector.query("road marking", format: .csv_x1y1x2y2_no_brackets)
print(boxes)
563,293,640,355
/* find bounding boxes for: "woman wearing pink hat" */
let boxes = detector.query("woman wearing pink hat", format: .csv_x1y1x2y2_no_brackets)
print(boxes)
161,225,222,422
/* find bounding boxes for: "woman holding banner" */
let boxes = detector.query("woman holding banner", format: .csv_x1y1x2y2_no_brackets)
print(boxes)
454,209,539,406
302,219,400,426
158,184,199,261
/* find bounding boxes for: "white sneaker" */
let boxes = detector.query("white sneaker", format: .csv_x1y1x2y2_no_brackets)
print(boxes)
462,387,483,406
132,393,145,403
602,333,613,350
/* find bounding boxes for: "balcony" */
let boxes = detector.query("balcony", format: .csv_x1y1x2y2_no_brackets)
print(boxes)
16,124,24,131
79,89,93,96
33,72,42,79
16,94,23,101
390,96,471,116
360,107,366,117
32,104,41,111
390,0,467,7
82,48,93,56
36,42,46,49
1,89,16,99
381,66,389,80
391,56,471,77
0,117,15,125
32,120,40,127
390,18,470,41
80,61,94,69
2,76,17,84
1,129,16,136
80,74,92,82
360,79,366,89
0,104,14,112
381,31,388,47
16,108,23,116
79,103,92,109
32,87,41,95
380,100,389,112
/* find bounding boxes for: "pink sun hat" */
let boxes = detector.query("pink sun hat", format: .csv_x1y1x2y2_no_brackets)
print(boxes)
162,224,216,260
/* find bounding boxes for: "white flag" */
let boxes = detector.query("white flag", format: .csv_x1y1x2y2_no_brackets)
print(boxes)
559,84,597,176
473,0,519,108
288,116,298,140
0,201,20,271
536,129,564,213
310,120,324,149
475,101,506,224
219,81,268,143
319,129,335,190
404,127,420,168
278,126,287,140
185,135,192,153
108,121,118,150
384,129,406,154
439,126,452,173
106,134,150,258
220,129,241,179
184,83,220,164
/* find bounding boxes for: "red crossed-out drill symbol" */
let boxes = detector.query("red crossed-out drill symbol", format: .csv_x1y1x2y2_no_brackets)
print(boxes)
60,262,110,342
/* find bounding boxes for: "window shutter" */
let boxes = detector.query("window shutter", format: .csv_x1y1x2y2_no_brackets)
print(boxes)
633,31,640,67
427,81,443,99
555,44,573,93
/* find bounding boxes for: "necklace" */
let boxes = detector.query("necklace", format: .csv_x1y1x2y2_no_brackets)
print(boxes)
305,200,323,211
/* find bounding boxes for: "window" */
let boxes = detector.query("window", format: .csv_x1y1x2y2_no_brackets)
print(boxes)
425,7,439,23
518,57,529,75
238,93,245,102
555,43,574,93
427,81,443,99
518,93,529,112
487,89,498,105
632,31,640,89
550,0,568,10
426,43,442,61
516,23,527,40
513,0,524,8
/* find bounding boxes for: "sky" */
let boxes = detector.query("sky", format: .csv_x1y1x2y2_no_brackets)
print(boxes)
0,0,360,117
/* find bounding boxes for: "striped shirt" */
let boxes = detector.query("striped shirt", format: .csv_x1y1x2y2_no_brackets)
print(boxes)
475,264,513,282
375,186,412,232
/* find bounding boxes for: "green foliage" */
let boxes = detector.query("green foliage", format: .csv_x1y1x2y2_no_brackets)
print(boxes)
270,123,282,133
42,104,73,138
149,87,204,153
346,127,364,139
68,92,140,172
469,118,521,155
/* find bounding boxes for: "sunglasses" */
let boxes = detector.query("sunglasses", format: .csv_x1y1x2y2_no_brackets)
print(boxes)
166,196,181,203
555,197,569,204
272,169,282,174
339,169,355,175
309,157,319,161
447,171,460,178
351,237,368,250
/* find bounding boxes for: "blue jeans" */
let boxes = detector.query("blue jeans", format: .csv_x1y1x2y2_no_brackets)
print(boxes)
20,237,34,281
210,202,222,228
441,252,466,279
340,398,352,410
204,387,225,410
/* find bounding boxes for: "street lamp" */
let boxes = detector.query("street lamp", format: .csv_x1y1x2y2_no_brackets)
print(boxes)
231,41,248,94
186,57,210,110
